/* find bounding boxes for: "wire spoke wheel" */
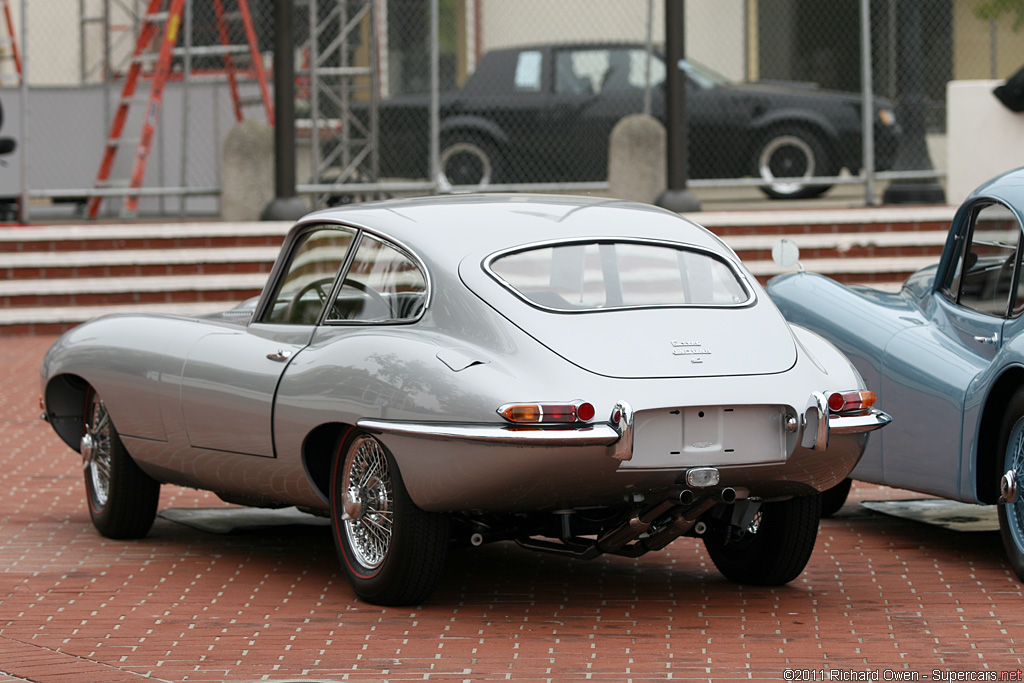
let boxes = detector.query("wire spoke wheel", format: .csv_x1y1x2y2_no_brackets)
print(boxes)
342,435,395,569
999,414,1024,579
81,388,160,539
85,399,114,509
331,432,450,606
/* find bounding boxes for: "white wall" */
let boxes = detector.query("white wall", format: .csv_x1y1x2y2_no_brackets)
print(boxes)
479,0,747,82
947,80,1024,204
7,0,82,86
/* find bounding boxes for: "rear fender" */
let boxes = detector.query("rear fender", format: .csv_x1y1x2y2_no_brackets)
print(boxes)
966,360,1024,505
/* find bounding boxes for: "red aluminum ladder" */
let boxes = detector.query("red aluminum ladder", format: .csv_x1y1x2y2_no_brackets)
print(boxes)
0,0,21,85
88,0,273,219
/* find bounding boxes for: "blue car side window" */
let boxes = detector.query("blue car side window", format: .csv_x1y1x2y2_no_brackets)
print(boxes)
948,202,1022,318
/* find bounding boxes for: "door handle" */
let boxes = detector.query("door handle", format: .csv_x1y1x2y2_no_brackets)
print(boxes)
266,350,295,362
973,333,999,345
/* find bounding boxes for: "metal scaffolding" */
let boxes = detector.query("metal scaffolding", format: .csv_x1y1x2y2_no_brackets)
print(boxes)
298,0,382,209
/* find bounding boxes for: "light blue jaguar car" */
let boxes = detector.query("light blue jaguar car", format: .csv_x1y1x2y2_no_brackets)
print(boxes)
767,167,1024,581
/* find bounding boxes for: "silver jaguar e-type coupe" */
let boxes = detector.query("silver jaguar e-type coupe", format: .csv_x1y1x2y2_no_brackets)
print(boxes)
41,194,889,605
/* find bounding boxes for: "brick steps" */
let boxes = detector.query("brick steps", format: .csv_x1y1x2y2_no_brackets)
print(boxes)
1,246,279,280
0,222,289,252
0,206,957,335
0,272,268,308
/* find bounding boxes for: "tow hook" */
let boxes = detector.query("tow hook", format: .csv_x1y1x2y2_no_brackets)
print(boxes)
999,469,1018,505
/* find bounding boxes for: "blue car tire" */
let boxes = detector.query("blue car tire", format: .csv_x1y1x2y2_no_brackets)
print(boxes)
998,396,1024,581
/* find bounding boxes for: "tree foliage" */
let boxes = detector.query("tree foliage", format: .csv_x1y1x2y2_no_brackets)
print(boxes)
975,0,1024,31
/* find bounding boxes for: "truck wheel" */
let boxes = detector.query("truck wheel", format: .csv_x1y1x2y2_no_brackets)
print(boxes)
754,126,833,200
704,494,821,585
820,478,852,518
331,432,449,605
997,390,1024,581
438,137,500,189
82,389,160,539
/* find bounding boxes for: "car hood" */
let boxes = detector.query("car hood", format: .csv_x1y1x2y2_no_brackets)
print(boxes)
723,81,892,108
460,259,797,380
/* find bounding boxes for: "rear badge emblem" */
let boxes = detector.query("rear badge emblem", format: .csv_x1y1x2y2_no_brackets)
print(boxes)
671,340,711,357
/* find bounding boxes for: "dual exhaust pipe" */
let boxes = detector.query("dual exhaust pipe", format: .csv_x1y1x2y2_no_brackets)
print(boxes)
594,486,737,555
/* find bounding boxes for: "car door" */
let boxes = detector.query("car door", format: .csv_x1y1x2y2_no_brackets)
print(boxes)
456,47,551,183
878,201,1021,497
549,47,650,181
179,225,357,457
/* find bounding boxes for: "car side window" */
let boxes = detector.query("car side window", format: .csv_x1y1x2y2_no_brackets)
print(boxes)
554,50,598,95
326,234,427,323
262,226,357,325
513,50,542,92
944,202,1022,318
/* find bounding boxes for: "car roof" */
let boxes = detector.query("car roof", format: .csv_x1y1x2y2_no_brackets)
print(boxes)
968,165,1024,206
293,194,734,271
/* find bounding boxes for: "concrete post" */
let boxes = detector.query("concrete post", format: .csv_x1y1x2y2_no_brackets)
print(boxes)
608,114,667,204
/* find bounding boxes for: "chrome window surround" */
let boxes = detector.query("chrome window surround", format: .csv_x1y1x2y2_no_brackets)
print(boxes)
254,221,432,327
321,230,431,326
484,237,755,314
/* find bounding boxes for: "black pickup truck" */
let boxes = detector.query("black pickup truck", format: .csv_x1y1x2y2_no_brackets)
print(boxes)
372,43,899,199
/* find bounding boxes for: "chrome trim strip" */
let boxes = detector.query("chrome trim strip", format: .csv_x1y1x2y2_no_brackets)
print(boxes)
356,418,620,447
829,408,892,435
805,391,829,451
611,400,633,461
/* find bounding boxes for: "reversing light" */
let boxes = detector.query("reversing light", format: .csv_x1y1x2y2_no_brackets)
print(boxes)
827,390,876,413
498,401,595,424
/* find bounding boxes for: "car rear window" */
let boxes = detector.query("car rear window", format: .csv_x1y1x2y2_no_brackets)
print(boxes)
487,240,751,311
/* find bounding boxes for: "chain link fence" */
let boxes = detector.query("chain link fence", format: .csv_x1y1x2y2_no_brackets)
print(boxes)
2,0,1024,220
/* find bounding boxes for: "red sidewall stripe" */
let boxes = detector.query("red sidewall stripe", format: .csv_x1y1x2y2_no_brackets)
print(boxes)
330,429,382,580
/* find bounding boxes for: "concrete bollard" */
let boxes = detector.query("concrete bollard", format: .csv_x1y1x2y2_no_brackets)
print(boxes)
221,120,275,221
607,114,667,204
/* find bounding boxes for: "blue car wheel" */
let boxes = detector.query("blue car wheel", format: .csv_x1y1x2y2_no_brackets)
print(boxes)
998,413,1024,581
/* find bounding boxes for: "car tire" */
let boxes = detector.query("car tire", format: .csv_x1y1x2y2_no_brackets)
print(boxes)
820,478,853,518
82,389,160,539
997,390,1024,581
330,432,450,605
438,136,501,190
703,493,821,585
753,126,834,200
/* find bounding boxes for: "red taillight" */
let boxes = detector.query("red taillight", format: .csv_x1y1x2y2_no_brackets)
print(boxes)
827,390,876,413
498,401,595,424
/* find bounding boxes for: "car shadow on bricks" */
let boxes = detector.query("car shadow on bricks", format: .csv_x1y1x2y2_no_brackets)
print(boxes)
821,507,1016,581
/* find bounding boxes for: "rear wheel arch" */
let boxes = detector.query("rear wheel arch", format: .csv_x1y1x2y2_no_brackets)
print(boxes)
43,373,91,451
302,422,357,502
438,116,509,150
976,369,1024,504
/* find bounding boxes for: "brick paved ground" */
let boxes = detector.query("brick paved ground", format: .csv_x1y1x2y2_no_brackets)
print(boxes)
2,334,1022,682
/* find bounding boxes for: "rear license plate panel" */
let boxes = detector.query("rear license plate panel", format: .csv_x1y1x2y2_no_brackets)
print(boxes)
624,405,788,469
